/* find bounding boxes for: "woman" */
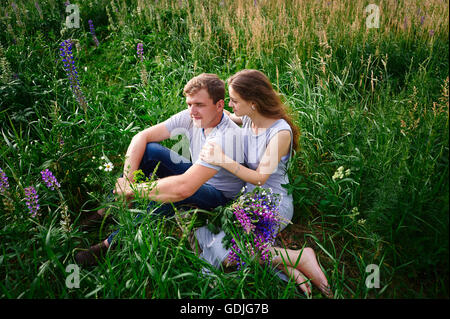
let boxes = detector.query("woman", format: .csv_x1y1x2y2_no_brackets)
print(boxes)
197,69,332,298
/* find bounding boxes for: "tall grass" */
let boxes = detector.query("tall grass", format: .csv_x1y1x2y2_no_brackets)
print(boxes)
0,0,448,298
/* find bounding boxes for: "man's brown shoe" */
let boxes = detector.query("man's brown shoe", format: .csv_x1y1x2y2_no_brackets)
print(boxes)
79,209,109,230
75,241,109,267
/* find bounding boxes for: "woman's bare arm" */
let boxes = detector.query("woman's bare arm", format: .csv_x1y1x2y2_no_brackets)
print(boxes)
199,130,291,186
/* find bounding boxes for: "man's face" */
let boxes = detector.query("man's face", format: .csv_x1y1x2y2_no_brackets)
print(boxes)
186,88,223,128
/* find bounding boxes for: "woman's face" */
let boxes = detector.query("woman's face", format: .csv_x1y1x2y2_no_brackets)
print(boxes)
228,85,253,117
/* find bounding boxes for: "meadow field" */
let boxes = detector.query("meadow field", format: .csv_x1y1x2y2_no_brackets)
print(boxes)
0,0,448,299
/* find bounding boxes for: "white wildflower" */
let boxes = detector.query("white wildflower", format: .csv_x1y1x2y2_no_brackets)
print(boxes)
104,162,114,172
350,207,360,219
332,166,345,181
60,204,72,232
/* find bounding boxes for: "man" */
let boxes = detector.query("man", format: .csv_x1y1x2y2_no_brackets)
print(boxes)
75,73,244,266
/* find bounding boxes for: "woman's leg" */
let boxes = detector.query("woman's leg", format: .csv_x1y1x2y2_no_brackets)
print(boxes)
279,265,311,296
221,248,312,296
270,246,333,298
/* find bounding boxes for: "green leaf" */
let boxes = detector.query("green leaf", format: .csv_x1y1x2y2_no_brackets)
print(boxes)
207,222,220,234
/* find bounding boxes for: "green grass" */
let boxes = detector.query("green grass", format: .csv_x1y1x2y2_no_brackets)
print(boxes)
0,0,448,299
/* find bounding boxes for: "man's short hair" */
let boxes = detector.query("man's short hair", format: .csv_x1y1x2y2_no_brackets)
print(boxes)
183,73,225,104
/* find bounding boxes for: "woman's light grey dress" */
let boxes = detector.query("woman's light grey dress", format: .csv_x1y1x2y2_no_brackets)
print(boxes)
195,116,294,269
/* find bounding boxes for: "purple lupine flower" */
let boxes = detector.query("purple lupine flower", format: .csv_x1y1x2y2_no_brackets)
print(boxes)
11,2,23,26
137,43,147,85
234,208,255,234
137,43,144,62
35,1,43,19
429,29,435,36
60,39,88,110
88,20,100,47
227,187,282,269
228,237,242,267
420,15,425,26
40,169,61,190
24,186,40,217
0,168,9,194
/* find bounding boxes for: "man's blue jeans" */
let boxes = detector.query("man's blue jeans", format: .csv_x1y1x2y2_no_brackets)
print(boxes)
107,142,230,245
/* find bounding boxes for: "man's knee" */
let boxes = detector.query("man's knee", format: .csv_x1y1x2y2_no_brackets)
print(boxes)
144,142,166,159
141,142,174,166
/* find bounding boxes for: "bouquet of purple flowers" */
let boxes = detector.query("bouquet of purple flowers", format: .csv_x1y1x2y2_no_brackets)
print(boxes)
207,186,285,269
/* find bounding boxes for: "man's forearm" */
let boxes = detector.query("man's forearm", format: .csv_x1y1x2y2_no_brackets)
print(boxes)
121,123,171,182
123,133,147,182
132,175,191,203
117,164,217,205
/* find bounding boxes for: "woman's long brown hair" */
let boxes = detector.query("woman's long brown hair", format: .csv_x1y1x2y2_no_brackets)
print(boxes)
227,69,300,151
